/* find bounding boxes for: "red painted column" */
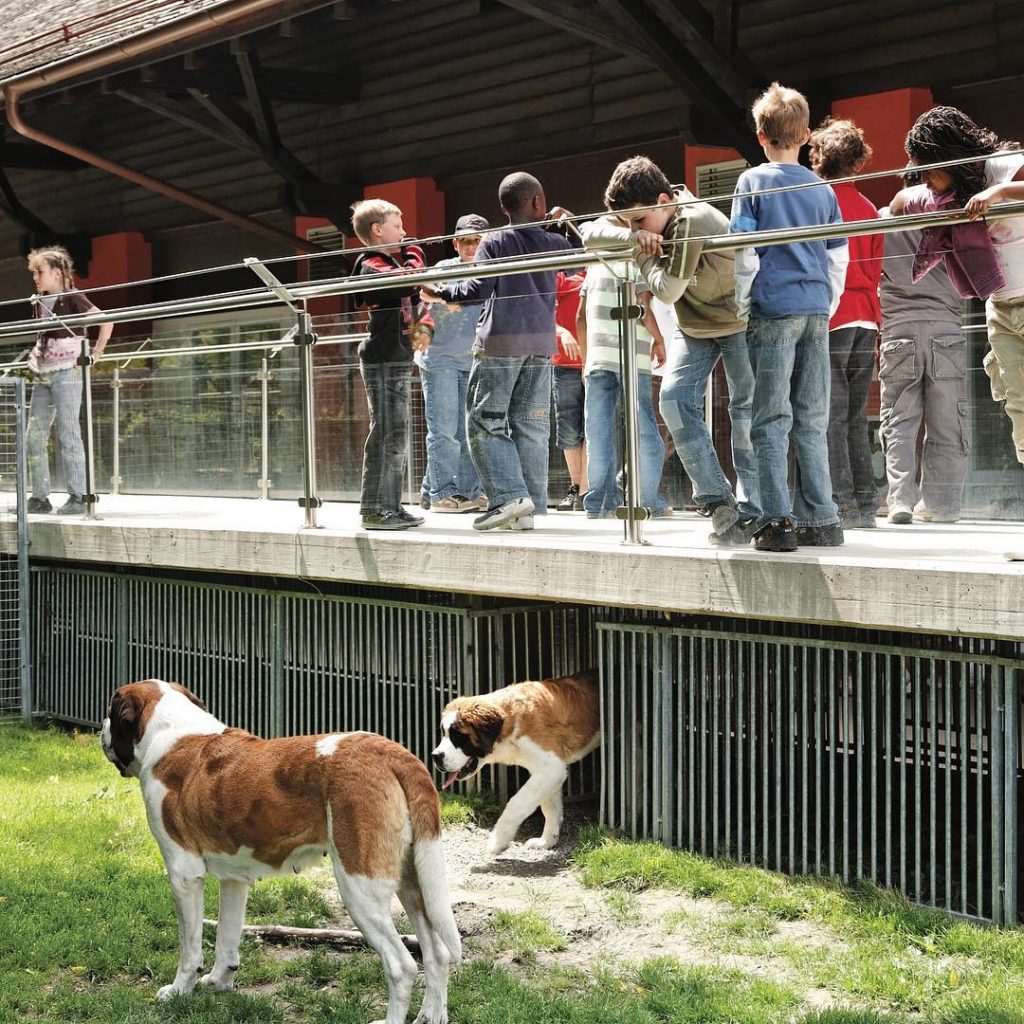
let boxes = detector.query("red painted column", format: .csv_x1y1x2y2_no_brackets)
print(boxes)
830,88,934,208
74,232,152,341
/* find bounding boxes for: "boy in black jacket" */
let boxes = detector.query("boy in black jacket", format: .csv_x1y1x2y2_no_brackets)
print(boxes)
350,198,434,530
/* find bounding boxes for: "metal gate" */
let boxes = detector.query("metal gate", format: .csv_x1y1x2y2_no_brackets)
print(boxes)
598,621,1022,925
0,379,28,721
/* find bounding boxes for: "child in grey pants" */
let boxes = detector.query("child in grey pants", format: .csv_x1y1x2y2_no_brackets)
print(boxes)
878,206,969,523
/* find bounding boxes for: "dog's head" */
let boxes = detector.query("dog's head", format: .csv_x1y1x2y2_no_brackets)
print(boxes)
100,681,206,777
431,698,505,789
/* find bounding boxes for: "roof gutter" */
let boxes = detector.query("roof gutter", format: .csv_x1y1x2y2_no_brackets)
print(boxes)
2,0,326,253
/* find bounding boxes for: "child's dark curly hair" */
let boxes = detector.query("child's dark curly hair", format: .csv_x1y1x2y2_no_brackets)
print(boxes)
905,105,1019,205
808,117,872,181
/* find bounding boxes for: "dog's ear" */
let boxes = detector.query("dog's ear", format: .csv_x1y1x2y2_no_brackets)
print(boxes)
169,683,206,711
463,703,505,756
108,688,143,768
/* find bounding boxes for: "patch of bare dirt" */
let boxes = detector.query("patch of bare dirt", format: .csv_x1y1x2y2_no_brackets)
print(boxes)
298,803,840,1009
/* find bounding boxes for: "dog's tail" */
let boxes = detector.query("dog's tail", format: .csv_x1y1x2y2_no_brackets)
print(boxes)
394,754,463,964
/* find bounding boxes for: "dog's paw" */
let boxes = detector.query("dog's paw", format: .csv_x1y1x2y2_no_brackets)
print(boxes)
524,836,558,850
198,972,236,993
485,835,510,857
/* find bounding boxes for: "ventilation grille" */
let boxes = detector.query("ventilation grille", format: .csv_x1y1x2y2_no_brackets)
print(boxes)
305,224,351,282
694,158,749,216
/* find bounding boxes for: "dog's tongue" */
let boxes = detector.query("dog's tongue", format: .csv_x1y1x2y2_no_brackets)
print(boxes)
441,771,459,791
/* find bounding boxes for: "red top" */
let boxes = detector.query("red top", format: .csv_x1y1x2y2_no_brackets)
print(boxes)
830,181,883,330
552,270,585,367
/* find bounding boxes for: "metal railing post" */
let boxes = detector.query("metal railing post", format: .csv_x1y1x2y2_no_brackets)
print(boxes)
110,367,121,495
15,378,31,721
77,336,98,520
613,269,647,545
1002,667,1019,924
294,309,321,527
257,355,271,500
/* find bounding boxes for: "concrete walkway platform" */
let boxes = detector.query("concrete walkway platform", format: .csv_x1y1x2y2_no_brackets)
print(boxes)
7,495,1024,640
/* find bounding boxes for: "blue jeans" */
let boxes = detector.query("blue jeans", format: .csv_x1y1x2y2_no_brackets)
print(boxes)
659,329,760,518
746,314,839,528
419,363,481,502
583,369,666,516
466,354,551,513
359,361,411,515
27,366,86,499
552,365,585,450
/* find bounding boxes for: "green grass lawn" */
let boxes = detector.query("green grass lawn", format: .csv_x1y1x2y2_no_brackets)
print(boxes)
1,723,1021,1023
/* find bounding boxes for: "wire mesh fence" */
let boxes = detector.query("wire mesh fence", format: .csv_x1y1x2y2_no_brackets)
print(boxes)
0,379,27,720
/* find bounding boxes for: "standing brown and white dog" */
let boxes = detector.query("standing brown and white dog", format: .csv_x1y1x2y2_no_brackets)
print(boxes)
101,680,460,1024
431,669,600,856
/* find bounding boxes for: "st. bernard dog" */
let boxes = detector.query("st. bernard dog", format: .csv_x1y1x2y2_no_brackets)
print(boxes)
101,680,461,1024
431,669,600,856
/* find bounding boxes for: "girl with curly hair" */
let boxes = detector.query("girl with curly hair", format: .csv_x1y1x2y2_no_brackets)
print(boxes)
893,105,1024,467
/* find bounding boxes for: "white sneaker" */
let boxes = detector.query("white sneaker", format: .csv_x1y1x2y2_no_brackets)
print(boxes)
472,497,534,531
500,514,534,531
887,506,913,524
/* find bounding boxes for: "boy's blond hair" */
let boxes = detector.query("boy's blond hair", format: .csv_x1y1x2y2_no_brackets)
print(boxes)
351,198,401,245
751,82,809,148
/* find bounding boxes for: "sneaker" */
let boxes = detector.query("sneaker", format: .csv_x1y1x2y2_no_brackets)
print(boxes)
500,514,535,531
27,496,52,514
362,510,413,531
557,484,580,512
796,523,845,547
396,507,425,526
914,506,958,523
56,495,85,516
699,499,740,537
573,489,587,512
708,522,750,546
467,494,488,510
887,506,913,525
432,495,479,513
473,497,534,531
419,494,431,511
842,511,877,529
752,517,798,552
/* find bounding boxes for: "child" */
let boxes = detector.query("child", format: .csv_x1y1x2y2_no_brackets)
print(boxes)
25,245,112,516
575,154,759,545
808,117,883,529
416,213,488,514
552,270,588,511
422,172,576,531
893,105,1024,466
878,188,969,524
350,198,433,531
575,258,669,518
730,83,849,552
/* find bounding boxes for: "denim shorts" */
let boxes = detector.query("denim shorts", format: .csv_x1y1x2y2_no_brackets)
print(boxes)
552,364,585,450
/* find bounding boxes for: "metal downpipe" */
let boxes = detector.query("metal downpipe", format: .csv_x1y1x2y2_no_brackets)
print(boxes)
2,0,322,254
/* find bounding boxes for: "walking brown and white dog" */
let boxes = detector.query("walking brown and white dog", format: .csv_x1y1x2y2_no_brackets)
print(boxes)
101,680,461,1024
431,669,600,856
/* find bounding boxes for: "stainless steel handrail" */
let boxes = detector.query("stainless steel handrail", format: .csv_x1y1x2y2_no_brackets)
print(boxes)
1,201,1021,343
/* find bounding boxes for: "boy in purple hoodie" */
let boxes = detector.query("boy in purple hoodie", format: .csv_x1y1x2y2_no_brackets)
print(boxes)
422,172,576,531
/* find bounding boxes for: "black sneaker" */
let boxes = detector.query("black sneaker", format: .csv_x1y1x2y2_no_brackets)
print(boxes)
573,489,586,511
752,517,798,552
361,510,412,531
708,522,750,546
473,497,534,531
396,507,425,527
795,523,845,547
557,484,580,512
27,496,52,514
419,494,430,511
56,495,85,516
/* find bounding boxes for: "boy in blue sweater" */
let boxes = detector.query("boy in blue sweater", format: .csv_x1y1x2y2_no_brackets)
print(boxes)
422,172,576,531
730,82,849,552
